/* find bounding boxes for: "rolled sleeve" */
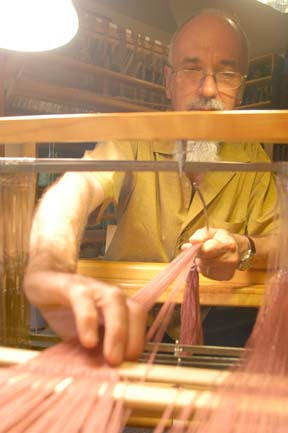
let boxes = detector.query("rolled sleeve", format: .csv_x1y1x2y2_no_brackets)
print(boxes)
83,140,135,203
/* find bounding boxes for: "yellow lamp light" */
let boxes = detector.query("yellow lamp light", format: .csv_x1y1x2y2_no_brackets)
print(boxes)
257,0,288,13
0,0,79,52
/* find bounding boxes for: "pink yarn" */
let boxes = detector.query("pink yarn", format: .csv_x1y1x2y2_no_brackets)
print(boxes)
0,243,203,432
180,264,203,345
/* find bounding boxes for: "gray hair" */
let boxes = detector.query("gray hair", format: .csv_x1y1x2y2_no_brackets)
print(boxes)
168,9,249,74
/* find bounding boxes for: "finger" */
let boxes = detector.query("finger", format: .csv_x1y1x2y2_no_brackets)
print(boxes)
189,227,216,244
181,242,191,250
213,229,236,245
97,288,128,366
198,238,236,259
125,300,147,361
69,289,99,348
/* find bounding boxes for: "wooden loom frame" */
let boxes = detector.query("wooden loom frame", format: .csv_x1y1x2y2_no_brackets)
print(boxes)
0,345,257,428
0,345,286,428
1,110,288,143
1,109,285,306
1,110,288,427
77,260,267,307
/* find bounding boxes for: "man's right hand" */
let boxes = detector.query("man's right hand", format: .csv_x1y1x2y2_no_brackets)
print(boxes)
24,271,147,366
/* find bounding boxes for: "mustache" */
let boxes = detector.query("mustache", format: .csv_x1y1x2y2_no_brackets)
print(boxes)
186,99,225,111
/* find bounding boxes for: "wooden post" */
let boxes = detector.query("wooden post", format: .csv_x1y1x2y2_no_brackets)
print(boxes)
0,52,6,156
0,53,37,346
4,142,36,157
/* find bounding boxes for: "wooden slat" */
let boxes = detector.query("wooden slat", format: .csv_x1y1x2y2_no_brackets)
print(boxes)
0,346,287,417
0,346,37,366
1,111,288,144
0,346,226,388
77,260,268,307
4,142,36,157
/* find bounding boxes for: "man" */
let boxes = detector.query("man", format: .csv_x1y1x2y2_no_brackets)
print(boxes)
24,10,277,364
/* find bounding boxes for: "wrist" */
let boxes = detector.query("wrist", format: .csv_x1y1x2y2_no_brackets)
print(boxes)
236,235,256,271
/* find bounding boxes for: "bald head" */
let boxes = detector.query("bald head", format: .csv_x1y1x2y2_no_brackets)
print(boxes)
164,10,248,111
169,9,248,74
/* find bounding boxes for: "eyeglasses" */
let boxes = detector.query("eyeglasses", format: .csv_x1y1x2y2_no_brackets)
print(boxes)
168,65,247,90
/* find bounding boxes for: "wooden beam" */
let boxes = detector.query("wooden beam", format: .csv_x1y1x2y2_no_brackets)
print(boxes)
77,260,268,307
4,142,36,157
0,346,287,417
0,111,287,144
0,345,227,388
0,52,6,156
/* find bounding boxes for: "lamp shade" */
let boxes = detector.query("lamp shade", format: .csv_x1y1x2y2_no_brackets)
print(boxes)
0,0,79,52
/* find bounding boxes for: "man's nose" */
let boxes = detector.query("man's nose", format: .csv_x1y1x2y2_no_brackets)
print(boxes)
198,74,218,99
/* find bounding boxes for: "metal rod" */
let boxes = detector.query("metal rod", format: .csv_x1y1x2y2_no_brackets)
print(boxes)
0,158,287,173
144,342,244,357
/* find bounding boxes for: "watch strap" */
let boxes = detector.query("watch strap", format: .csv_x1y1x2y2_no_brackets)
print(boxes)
237,236,256,271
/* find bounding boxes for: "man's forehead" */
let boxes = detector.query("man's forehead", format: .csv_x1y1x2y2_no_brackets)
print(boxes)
176,14,241,40
172,17,244,66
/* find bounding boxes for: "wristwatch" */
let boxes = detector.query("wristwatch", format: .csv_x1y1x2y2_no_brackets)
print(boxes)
237,236,256,271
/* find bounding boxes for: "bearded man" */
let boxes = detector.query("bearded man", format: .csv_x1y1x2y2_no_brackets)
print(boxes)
24,10,277,363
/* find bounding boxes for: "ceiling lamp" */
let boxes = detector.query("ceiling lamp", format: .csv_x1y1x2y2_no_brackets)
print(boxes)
257,0,288,13
0,0,79,52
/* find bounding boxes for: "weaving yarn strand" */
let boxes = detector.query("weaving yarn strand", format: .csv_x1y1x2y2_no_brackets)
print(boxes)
164,172,287,433
0,243,202,432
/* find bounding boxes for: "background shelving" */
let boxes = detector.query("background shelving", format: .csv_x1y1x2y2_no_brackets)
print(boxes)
239,53,284,109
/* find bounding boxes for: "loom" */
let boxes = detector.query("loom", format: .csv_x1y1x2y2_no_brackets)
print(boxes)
0,110,287,429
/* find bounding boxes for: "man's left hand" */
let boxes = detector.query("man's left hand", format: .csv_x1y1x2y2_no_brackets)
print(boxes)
182,227,248,280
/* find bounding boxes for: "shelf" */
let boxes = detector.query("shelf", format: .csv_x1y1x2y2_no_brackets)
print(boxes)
248,53,275,63
5,52,166,94
117,96,167,110
238,100,272,110
246,76,272,86
11,78,153,113
75,6,168,57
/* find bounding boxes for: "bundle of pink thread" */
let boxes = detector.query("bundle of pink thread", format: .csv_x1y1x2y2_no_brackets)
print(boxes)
0,243,202,433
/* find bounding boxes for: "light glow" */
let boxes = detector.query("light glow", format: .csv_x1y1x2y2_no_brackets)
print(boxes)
257,0,288,12
0,0,79,52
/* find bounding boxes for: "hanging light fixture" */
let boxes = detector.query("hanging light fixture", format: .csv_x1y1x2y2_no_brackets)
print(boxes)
0,0,79,52
257,0,288,13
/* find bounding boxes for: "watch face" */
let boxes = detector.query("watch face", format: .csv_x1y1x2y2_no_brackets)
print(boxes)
237,236,256,271
238,257,252,271
238,249,255,271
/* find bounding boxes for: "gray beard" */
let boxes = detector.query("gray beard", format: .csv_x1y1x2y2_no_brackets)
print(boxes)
180,98,224,162
185,140,221,162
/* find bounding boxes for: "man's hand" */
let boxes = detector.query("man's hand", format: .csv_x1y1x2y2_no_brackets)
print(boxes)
24,271,147,366
182,227,249,280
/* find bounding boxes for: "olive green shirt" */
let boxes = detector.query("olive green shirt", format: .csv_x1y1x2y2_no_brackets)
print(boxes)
84,140,277,262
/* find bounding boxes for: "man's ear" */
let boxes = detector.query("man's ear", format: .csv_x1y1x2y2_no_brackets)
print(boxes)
164,64,173,100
